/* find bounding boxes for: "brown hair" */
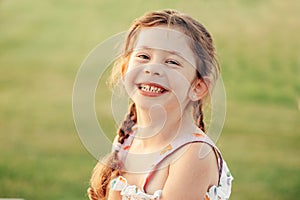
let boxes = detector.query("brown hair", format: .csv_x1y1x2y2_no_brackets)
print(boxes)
88,9,219,199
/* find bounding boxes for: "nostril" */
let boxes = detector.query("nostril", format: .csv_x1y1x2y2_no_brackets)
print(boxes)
143,66,162,76
144,69,151,74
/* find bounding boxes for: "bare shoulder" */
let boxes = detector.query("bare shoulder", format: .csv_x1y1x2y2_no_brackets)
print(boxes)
161,142,219,200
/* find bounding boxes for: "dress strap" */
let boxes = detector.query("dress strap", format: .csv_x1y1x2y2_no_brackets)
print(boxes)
142,131,224,193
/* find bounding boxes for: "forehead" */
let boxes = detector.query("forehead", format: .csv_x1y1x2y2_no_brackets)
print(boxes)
134,27,196,66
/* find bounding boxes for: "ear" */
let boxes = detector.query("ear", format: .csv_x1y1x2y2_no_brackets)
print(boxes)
121,63,128,77
189,77,210,101
121,56,131,77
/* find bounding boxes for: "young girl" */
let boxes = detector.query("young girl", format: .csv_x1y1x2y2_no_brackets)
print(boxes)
88,9,233,200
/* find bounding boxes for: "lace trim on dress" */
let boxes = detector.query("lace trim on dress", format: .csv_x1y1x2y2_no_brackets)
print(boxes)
111,176,162,200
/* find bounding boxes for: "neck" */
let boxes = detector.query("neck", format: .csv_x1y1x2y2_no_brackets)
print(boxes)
133,103,195,151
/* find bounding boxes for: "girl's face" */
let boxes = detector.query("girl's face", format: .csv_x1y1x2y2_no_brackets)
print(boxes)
123,27,199,111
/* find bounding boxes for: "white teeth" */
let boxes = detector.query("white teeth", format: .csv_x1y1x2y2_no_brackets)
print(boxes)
140,84,164,93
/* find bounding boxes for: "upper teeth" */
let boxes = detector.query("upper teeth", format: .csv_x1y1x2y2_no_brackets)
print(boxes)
140,84,164,93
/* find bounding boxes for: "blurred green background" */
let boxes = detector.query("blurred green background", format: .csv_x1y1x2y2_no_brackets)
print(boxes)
1,0,299,199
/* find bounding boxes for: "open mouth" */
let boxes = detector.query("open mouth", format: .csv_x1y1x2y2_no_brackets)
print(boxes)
138,83,167,94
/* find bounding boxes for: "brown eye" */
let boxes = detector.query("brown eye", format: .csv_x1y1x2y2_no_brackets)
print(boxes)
137,54,150,60
166,59,180,66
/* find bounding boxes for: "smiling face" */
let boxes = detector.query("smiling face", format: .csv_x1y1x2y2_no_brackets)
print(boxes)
123,27,199,112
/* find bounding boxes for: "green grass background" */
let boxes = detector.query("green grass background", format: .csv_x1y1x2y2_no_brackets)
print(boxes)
1,0,299,199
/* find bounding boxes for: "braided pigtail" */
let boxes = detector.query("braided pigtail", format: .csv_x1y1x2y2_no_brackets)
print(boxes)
193,100,205,132
117,102,137,144
88,103,137,200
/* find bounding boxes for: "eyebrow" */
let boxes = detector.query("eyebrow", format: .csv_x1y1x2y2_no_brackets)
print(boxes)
134,45,187,60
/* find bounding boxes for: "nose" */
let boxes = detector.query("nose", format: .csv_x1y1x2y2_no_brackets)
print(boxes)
143,64,163,76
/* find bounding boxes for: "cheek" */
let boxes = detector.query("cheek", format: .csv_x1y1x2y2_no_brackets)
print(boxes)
126,56,138,72
123,59,140,81
123,74,135,98
122,66,141,98
168,70,193,98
